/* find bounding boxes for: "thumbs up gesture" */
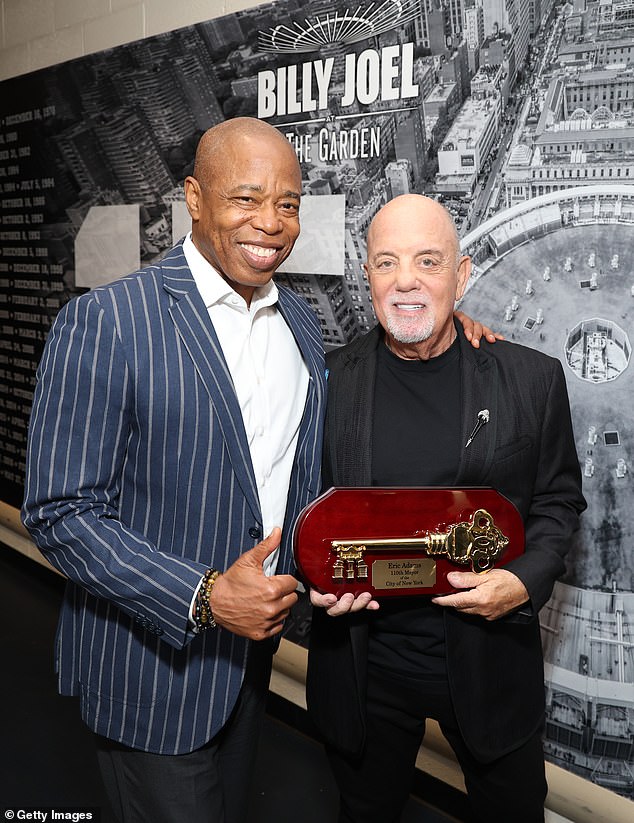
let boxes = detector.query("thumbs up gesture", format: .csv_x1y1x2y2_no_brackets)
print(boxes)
208,528,299,640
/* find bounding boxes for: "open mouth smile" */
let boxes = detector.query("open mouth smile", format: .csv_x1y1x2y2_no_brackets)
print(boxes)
239,243,279,260
393,303,425,311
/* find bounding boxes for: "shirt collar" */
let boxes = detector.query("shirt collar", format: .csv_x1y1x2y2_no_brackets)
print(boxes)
183,232,279,312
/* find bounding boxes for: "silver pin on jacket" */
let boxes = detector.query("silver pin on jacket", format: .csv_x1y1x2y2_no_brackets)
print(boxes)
465,409,490,448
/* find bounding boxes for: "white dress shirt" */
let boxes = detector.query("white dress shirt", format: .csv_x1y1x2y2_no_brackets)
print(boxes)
184,233,309,578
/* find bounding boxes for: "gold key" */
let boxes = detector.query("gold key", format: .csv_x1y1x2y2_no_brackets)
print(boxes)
330,509,509,581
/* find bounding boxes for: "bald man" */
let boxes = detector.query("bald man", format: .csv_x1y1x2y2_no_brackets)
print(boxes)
307,195,585,823
22,117,326,823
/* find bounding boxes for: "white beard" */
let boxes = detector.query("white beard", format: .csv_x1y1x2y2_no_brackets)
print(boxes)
385,307,435,344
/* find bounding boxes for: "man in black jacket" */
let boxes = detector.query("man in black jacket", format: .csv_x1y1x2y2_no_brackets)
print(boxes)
307,194,586,823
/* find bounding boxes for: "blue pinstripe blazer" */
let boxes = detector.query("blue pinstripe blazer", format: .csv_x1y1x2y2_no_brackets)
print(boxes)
22,242,326,754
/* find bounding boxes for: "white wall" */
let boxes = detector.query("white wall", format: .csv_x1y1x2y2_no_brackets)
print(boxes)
0,0,259,82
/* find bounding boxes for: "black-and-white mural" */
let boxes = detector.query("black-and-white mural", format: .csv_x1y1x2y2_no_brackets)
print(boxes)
0,0,632,799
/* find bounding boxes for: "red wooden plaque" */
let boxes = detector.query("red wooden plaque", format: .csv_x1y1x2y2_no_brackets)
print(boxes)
293,487,524,597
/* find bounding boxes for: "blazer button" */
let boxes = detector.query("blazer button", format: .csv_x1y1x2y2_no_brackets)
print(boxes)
249,526,262,539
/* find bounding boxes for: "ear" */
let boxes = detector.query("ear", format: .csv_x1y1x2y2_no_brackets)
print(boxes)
455,255,471,301
184,176,202,222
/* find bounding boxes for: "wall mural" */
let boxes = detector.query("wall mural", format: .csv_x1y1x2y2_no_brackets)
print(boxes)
0,0,632,800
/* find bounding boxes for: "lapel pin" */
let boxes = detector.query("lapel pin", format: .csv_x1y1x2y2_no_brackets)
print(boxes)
465,409,490,449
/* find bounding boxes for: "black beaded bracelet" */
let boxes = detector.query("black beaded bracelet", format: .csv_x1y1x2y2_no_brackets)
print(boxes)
193,568,220,631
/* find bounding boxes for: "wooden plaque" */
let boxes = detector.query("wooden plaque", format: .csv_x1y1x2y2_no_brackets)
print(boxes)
293,487,524,597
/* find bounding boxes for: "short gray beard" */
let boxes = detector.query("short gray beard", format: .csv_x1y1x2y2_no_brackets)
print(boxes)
385,310,435,344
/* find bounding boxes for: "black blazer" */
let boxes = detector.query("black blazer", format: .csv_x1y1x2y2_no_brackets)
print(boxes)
307,322,586,763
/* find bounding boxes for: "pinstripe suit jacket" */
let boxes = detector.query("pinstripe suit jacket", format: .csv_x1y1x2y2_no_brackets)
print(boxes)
22,241,326,754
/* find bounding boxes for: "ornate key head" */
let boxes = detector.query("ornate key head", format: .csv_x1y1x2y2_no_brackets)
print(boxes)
447,509,509,572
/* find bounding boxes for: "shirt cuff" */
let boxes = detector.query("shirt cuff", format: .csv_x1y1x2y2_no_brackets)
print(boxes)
189,575,206,630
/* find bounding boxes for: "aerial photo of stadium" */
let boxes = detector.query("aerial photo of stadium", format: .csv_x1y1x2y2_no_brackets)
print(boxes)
460,185,634,796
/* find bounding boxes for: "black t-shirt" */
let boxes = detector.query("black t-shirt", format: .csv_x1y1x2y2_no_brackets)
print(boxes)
368,335,462,680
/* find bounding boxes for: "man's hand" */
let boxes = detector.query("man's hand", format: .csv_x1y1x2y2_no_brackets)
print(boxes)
454,310,504,348
431,569,529,621
310,588,380,616
209,528,298,640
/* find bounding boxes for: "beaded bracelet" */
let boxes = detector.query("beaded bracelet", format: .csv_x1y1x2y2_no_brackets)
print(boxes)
193,568,221,631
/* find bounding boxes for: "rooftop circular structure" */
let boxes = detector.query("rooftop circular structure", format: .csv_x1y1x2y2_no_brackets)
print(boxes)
565,317,630,383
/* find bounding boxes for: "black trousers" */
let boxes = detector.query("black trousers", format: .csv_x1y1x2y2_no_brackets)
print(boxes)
327,665,547,823
96,641,273,823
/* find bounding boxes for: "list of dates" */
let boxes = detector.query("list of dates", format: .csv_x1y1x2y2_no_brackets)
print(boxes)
0,104,65,507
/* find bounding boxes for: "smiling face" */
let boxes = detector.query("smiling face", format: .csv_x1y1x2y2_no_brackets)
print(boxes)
364,195,471,359
184,123,301,305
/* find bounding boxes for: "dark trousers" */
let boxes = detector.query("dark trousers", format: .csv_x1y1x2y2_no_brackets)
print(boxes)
96,641,273,823
327,665,547,823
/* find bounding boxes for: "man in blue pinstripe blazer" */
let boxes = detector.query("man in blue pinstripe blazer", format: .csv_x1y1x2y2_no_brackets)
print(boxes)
21,117,328,823
22,118,490,822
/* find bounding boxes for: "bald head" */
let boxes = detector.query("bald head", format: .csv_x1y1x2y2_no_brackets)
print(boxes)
193,117,300,189
367,195,461,267
183,117,302,306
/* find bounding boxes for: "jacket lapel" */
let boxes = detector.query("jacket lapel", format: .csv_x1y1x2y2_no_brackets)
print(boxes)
331,326,381,487
160,245,261,520
276,288,324,394
454,328,498,486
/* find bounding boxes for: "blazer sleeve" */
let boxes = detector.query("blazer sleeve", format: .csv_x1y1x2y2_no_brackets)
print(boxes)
21,292,207,650
503,358,586,613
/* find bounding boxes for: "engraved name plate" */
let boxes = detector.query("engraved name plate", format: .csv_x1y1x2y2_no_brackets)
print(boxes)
371,558,437,590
